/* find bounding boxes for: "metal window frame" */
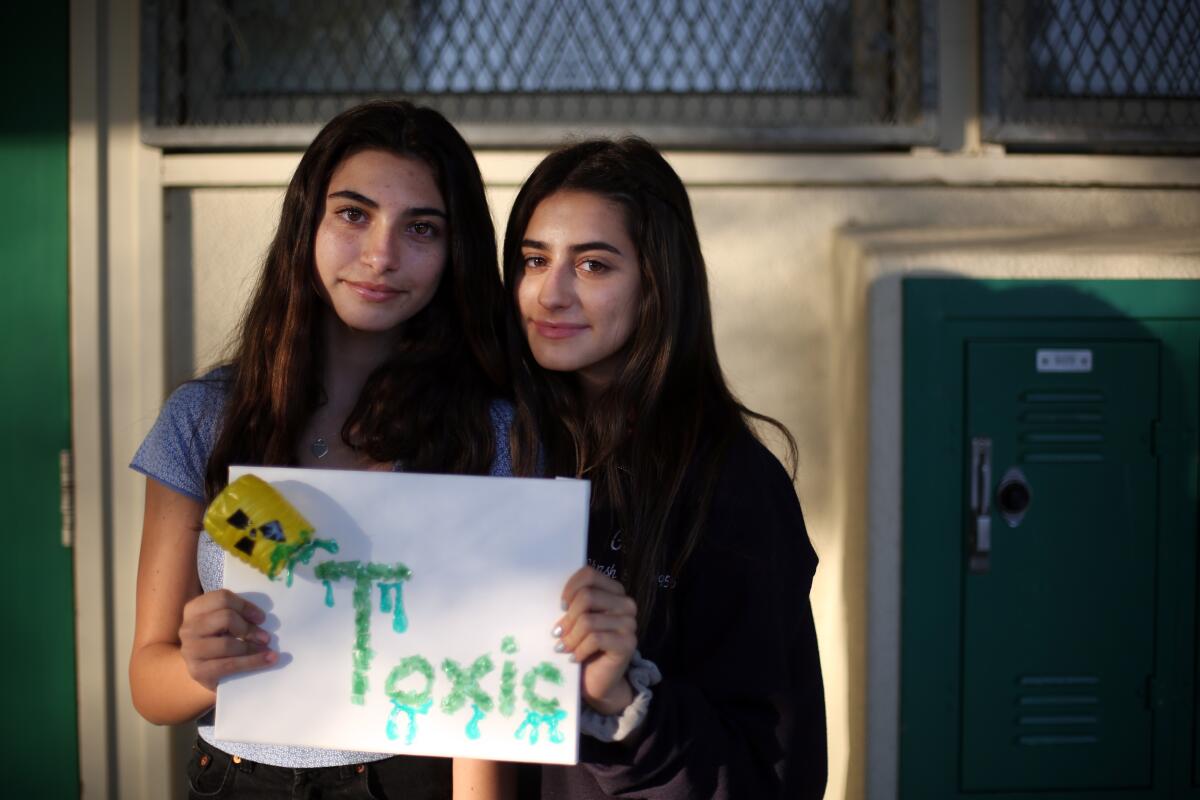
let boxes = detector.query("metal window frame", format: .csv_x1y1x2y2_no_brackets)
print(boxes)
140,0,938,150
981,0,1200,151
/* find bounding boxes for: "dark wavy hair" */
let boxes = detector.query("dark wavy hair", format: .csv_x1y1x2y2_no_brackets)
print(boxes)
503,137,796,632
204,101,508,499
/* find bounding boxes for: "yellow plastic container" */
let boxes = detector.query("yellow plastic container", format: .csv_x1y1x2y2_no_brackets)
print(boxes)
203,474,313,578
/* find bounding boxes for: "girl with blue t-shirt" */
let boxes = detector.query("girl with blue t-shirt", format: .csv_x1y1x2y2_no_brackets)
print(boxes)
130,101,512,799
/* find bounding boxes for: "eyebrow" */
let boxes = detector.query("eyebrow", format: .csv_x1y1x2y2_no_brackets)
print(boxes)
327,190,447,218
521,238,624,256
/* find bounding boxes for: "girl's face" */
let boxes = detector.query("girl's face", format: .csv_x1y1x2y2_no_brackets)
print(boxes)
313,148,447,335
517,190,643,394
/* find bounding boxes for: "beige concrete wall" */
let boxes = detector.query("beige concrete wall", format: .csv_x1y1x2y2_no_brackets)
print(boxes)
163,172,1200,800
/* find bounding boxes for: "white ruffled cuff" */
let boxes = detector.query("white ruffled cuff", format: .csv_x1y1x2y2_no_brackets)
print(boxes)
579,650,662,742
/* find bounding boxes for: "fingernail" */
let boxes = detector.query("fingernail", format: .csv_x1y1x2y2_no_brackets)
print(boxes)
567,653,577,663
253,631,270,645
551,625,563,638
264,650,277,664
554,641,566,653
560,600,568,612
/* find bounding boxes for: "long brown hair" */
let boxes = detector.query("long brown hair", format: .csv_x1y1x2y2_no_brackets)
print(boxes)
204,101,508,499
503,137,796,633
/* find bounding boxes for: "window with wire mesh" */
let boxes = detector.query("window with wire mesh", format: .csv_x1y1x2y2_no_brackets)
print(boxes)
141,0,937,148
982,0,1200,151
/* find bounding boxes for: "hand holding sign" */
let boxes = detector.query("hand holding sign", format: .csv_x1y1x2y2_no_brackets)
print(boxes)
179,589,275,690
556,567,638,716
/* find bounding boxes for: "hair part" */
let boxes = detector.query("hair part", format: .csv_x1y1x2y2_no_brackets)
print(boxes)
205,100,509,499
503,137,796,635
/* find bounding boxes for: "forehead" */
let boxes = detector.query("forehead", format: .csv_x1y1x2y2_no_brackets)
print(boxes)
326,148,443,200
526,190,632,239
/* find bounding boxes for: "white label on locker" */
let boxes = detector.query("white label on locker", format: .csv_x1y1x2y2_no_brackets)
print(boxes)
1035,349,1093,373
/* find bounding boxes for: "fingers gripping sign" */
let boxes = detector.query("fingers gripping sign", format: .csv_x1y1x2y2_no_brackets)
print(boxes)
178,589,276,691
555,566,638,716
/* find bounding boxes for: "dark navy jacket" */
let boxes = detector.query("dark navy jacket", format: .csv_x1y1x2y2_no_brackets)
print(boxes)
529,431,827,799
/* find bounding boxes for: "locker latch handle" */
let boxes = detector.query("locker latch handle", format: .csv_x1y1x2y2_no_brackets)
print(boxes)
968,437,992,574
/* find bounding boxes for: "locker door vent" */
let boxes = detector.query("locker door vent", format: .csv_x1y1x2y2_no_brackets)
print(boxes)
1015,674,1100,746
1018,392,1105,464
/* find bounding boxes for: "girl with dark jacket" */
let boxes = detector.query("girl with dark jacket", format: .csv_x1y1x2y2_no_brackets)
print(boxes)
486,137,827,799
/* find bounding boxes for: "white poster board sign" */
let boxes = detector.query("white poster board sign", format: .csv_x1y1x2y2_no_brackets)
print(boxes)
215,466,589,765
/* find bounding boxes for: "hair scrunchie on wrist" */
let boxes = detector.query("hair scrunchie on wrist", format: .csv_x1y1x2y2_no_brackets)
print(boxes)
579,650,662,742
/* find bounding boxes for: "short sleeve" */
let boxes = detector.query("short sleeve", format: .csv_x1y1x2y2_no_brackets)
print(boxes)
130,371,229,502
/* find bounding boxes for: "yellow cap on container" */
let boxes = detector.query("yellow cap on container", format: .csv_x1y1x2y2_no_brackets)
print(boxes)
203,474,314,578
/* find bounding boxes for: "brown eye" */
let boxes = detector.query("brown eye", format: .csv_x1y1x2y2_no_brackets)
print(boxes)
579,259,608,273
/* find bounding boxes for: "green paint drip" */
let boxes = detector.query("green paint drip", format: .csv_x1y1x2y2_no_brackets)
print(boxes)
499,661,518,717
466,703,486,740
315,559,413,704
386,698,432,745
283,537,339,587
322,580,334,607
379,582,408,633
515,709,567,745
440,655,495,715
500,635,518,655
266,529,312,579
522,662,563,715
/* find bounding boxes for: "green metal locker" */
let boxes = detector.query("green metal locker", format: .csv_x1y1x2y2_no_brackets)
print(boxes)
900,280,1200,799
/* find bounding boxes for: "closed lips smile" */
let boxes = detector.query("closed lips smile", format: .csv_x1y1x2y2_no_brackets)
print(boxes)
345,281,402,301
531,320,588,339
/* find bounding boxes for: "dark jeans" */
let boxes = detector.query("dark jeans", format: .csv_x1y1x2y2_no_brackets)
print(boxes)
186,737,451,799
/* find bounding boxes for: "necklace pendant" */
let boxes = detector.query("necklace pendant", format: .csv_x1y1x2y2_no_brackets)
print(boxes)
311,437,329,459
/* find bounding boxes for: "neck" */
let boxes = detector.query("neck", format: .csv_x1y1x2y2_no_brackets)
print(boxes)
576,367,613,407
320,311,396,411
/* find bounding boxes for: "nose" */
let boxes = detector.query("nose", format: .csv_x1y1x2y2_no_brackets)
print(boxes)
537,261,575,310
361,222,400,273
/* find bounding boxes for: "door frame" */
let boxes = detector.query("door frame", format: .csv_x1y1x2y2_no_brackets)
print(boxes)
70,0,169,797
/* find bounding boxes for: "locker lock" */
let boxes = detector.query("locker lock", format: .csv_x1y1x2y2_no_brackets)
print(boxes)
996,467,1031,527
